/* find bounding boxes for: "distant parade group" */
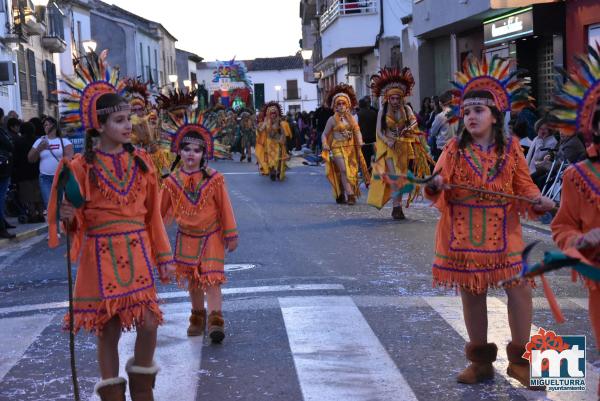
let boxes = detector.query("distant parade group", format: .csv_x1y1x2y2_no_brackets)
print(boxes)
42,43,600,400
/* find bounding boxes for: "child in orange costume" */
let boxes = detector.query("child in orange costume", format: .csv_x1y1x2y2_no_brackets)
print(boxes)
549,44,600,397
49,56,174,401
160,109,238,343
424,56,555,388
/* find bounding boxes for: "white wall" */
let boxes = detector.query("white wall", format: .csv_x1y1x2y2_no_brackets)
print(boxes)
58,5,91,79
0,47,20,115
249,68,318,112
135,31,160,82
321,12,379,59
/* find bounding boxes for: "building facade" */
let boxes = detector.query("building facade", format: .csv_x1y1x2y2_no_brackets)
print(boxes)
175,48,202,90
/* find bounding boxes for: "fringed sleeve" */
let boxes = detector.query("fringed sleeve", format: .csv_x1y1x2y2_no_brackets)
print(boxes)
215,174,238,244
281,121,293,139
424,142,453,211
140,151,173,268
511,145,543,218
159,179,175,226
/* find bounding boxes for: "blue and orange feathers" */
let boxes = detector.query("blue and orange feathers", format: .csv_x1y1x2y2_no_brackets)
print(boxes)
58,50,126,133
162,108,219,159
551,43,600,136
448,55,533,124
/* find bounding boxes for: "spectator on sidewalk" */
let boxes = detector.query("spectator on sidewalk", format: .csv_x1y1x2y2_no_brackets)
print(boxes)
357,97,377,170
314,102,333,153
417,96,432,131
511,120,532,155
531,131,587,189
13,122,44,223
526,118,558,174
428,91,457,161
27,116,73,211
0,108,15,238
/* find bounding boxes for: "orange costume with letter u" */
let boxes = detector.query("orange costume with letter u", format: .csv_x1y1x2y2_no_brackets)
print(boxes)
160,109,238,289
549,45,600,393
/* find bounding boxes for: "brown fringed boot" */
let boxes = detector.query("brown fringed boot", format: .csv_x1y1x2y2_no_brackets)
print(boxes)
391,206,405,220
126,358,159,401
456,342,497,384
208,310,225,343
347,194,356,205
506,342,545,390
95,377,126,401
187,309,206,337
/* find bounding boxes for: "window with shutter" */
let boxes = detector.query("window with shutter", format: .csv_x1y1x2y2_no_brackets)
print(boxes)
27,49,37,103
17,46,28,101
286,80,299,100
46,60,58,103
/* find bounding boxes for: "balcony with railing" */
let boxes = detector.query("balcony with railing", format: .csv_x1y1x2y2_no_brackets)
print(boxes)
41,3,66,53
319,0,379,59
284,88,302,101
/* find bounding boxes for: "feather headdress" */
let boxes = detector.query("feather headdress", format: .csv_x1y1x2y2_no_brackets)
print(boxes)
123,78,150,113
258,101,284,123
550,43,600,136
370,67,415,100
162,109,219,159
448,55,533,123
156,88,197,112
326,83,358,109
58,50,126,133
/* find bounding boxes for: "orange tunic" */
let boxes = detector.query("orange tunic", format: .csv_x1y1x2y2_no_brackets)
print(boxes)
426,137,541,293
161,167,238,289
49,149,173,334
550,152,600,343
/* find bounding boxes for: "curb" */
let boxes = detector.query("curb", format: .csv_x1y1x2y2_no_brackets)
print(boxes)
0,224,48,248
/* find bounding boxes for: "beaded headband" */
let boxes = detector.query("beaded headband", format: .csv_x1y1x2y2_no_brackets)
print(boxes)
462,97,497,108
96,103,131,116
371,67,415,100
163,109,219,158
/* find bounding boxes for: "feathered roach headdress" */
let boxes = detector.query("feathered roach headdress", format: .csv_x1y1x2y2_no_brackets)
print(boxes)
58,50,127,133
326,83,358,109
123,78,150,113
162,108,219,159
370,67,415,100
448,55,533,123
155,88,197,112
550,43,600,136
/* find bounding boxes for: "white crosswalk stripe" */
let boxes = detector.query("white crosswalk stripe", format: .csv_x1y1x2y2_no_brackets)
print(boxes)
0,294,597,401
280,296,418,401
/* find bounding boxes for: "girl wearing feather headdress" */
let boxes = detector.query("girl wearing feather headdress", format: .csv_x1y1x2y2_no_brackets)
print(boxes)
321,84,370,204
48,51,174,400
255,101,292,180
367,67,433,218
160,109,238,344
550,43,600,397
424,55,555,388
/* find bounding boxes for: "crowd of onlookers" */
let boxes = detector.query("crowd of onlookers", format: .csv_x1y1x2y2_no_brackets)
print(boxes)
0,97,586,239
0,107,73,239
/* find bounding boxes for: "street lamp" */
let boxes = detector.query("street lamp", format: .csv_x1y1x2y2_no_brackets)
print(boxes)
301,49,313,61
168,74,178,89
183,79,191,89
82,39,97,53
30,0,49,6
275,85,282,102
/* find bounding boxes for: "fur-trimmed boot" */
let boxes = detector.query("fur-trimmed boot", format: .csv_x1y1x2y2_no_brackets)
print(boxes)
506,342,545,390
187,309,206,337
456,342,497,384
126,358,159,401
95,377,126,401
208,310,225,343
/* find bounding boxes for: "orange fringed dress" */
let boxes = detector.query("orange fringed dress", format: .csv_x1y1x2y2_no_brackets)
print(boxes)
48,149,173,334
551,148,600,344
161,167,238,289
425,137,541,293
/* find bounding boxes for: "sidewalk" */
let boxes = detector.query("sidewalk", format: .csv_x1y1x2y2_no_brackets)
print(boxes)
0,216,47,248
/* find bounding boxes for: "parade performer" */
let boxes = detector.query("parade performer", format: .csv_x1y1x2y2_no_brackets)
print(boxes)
424,56,555,387
49,51,173,401
237,109,256,163
549,44,600,396
321,84,369,204
255,101,292,180
367,67,432,219
124,78,171,178
160,109,238,343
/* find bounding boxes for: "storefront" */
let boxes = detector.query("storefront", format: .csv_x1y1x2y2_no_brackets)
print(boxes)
482,3,565,108
566,0,600,68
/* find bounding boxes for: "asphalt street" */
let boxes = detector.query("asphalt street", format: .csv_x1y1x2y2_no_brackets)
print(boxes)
0,159,597,401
